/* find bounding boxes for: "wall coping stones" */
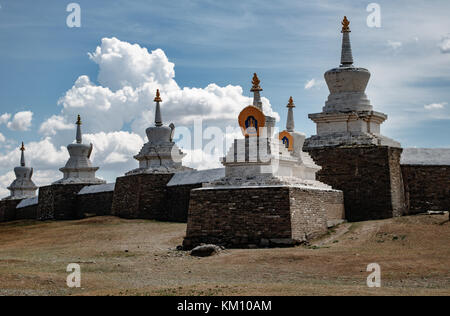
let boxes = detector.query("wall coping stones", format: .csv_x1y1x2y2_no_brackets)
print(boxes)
78,183,115,195
17,196,38,208
401,148,450,165
167,168,225,187
193,184,342,193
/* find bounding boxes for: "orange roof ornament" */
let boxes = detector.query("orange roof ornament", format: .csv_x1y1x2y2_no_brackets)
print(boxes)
154,89,162,103
342,16,351,33
250,73,262,92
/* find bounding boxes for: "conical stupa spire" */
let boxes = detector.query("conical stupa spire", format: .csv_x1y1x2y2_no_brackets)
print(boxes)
340,16,354,67
154,89,163,127
20,142,26,167
286,97,296,132
76,115,82,144
250,73,263,110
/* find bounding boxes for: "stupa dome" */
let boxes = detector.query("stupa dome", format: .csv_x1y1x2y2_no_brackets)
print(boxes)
53,115,105,185
4,142,38,200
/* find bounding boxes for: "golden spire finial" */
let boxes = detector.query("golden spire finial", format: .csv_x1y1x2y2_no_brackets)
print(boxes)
20,142,25,152
76,115,82,126
342,16,350,33
154,89,162,102
251,73,262,92
287,96,295,108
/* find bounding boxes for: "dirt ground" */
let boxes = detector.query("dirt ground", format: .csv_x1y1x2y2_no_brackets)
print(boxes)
0,214,449,296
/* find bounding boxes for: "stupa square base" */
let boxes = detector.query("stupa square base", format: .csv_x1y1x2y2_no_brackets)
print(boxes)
37,184,87,220
111,173,176,221
305,145,406,222
0,199,22,222
183,185,344,249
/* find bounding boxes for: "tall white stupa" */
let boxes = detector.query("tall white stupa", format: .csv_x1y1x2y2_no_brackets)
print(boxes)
209,74,328,188
184,74,345,249
3,142,38,200
126,89,189,175
304,16,400,149
53,115,105,185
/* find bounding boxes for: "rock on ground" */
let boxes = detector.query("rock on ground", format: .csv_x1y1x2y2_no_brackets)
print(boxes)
190,244,223,257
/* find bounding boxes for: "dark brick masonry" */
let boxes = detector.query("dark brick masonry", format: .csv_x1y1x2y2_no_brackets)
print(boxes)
183,186,344,249
77,191,114,218
37,184,87,220
166,184,202,222
16,204,38,220
401,165,450,214
0,199,21,222
111,173,177,221
305,146,406,222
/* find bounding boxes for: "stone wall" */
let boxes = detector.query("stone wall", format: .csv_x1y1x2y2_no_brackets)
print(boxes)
305,146,406,222
77,191,114,218
183,186,344,249
401,165,450,214
16,205,38,220
111,173,175,220
166,184,202,222
0,199,21,222
37,184,86,220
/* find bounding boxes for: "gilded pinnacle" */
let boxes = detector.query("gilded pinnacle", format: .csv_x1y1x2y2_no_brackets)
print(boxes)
342,16,350,33
76,115,82,126
251,73,262,92
20,142,25,152
287,96,295,108
154,89,162,103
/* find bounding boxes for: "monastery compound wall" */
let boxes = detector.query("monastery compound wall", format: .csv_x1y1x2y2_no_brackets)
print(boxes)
0,18,448,251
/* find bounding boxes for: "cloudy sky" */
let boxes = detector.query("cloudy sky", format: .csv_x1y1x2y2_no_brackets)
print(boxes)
0,0,449,197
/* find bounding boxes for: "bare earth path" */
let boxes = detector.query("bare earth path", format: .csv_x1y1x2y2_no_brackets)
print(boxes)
0,215,449,296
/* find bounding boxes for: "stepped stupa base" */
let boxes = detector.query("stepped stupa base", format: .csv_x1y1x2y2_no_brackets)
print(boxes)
304,145,406,221
111,173,178,221
183,185,345,249
37,183,87,220
0,199,22,222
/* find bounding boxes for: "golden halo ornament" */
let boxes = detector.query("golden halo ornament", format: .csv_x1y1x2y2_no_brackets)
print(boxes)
238,105,266,137
279,130,294,151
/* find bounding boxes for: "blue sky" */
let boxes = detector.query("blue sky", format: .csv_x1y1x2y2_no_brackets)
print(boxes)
0,0,449,196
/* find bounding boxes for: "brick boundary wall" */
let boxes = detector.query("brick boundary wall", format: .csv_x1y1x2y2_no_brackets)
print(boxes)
401,165,450,214
111,173,176,220
0,199,21,222
37,184,87,220
77,191,114,218
183,186,344,249
166,184,202,222
16,204,38,220
305,146,406,222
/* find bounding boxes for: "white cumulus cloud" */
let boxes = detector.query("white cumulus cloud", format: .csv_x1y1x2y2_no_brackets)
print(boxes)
7,111,33,131
305,79,317,90
39,115,73,136
439,35,450,54
424,102,447,110
1,37,279,193
0,113,11,125
387,40,403,51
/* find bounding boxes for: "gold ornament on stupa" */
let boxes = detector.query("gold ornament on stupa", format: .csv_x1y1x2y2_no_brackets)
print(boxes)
341,16,350,33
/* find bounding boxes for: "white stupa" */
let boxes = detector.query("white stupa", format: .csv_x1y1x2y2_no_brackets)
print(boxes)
304,16,400,149
53,115,105,185
126,89,190,175
3,142,38,200
208,74,329,189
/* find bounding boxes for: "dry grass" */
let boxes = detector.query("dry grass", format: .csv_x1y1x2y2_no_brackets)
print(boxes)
0,215,449,296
